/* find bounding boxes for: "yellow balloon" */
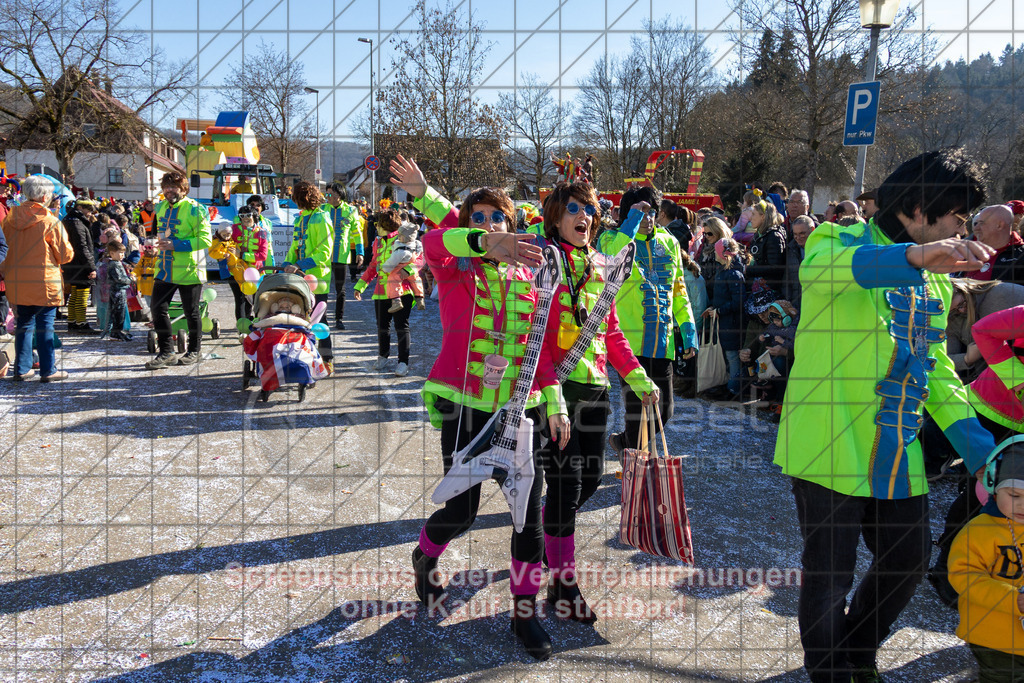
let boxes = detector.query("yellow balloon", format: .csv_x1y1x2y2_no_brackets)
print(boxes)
241,282,257,296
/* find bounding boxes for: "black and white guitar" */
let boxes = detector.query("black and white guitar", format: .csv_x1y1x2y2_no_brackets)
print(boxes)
555,241,636,381
431,245,562,533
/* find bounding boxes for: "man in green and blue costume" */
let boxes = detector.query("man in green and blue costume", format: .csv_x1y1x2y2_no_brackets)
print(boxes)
145,171,212,370
775,148,997,682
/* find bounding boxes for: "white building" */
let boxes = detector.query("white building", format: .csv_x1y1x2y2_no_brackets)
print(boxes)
4,129,184,201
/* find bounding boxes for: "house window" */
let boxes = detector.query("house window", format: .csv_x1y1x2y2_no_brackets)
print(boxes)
25,163,60,177
83,123,98,138
108,168,124,185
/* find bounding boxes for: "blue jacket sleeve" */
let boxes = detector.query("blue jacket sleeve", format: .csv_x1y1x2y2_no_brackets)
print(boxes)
850,244,926,289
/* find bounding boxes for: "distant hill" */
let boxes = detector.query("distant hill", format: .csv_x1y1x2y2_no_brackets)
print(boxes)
320,140,367,177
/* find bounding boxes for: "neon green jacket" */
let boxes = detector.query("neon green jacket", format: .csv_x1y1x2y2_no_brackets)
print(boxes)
597,210,697,358
774,219,995,499
153,197,212,285
324,202,365,264
285,208,333,295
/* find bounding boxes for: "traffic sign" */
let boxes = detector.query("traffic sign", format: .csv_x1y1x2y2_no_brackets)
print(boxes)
314,168,322,178
844,81,880,146
365,155,381,171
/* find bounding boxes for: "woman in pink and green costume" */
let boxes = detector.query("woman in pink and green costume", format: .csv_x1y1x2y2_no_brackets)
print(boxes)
390,154,570,661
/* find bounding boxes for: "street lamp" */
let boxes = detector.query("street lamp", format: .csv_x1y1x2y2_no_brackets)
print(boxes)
358,37,374,205
853,0,900,197
303,87,321,187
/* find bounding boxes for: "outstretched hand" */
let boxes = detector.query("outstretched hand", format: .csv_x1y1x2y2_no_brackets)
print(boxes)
388,154,427,199
480,232,543,268
905,238,995,274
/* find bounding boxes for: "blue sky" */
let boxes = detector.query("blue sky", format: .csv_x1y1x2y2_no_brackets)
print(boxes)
121,0,1016,140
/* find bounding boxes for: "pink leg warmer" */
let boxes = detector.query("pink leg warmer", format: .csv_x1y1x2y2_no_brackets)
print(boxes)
510,559,544,596
418,527,448,559
544,533,576,579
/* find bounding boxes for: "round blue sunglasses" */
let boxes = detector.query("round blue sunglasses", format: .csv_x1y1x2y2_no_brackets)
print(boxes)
470,210,507,226
567,202,597,217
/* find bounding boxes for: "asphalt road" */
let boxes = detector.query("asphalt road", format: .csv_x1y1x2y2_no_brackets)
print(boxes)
0,280,977,682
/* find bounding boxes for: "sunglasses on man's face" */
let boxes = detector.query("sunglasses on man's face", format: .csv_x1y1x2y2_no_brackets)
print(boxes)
566,202,597,217
470,210,506,226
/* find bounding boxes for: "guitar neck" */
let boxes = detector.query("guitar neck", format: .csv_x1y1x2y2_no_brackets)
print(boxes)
505,287,554,416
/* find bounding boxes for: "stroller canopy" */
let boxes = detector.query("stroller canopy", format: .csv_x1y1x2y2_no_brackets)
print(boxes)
253,273,315,319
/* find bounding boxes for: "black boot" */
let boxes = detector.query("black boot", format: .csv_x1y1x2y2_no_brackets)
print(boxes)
510,595,552,661
548,574,597,624
412,547,445,607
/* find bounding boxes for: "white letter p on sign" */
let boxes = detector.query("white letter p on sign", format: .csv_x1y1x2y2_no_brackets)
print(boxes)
852,90,872,125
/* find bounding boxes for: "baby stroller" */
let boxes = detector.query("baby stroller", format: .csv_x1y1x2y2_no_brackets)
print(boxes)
241,273,327,402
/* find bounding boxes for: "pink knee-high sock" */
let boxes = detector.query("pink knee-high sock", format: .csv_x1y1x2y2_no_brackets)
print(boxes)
510,558,543,596
418,527,448,558
544,532,576,579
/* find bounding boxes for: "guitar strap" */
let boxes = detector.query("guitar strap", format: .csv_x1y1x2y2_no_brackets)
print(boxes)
555,241,636,382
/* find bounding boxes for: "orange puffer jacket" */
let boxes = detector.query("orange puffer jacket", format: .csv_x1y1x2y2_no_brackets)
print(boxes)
1,201,74,306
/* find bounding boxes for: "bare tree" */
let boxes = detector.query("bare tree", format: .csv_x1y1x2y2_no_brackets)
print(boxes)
573,53,653,188
220,40,315,174
632,17,716,191
370,0,508,198
730,0,922,200
0,0,193,180
497,73,570,191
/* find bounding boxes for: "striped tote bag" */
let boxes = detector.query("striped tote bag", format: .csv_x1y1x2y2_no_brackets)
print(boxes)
619,405,695,564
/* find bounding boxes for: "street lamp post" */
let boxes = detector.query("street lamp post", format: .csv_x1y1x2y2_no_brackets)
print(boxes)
854,0,901,198
303,87,321,187
358,37,374,205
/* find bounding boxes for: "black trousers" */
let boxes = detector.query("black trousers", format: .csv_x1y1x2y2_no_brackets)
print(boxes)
313,291,333,361
791,477,931,682
422,397,545,564
620,356,674,450
151,279,202,354
227,279,252,322
541,381,610,537
331,262,348,325
373,295,411,363
970,644,1024,683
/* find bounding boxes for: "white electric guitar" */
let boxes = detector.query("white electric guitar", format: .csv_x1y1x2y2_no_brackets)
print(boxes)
431,245,562,533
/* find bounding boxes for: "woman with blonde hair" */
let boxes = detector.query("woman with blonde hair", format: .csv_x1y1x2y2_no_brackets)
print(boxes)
746,198,788,294
698,216,735,289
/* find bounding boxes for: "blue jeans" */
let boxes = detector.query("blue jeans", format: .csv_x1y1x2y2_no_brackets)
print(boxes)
15,305,56,376
724,349,742,394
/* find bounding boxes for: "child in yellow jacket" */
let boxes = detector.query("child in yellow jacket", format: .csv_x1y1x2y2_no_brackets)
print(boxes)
950,442,1024,682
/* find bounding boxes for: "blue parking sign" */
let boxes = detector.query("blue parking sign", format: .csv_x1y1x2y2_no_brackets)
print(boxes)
844,81,880,146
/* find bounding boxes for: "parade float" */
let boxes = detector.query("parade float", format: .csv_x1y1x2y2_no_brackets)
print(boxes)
541,148,723,213
178,111,301,267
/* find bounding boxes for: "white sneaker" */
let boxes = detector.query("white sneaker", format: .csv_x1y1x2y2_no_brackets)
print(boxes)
394,362,409,377
370,356,388,371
